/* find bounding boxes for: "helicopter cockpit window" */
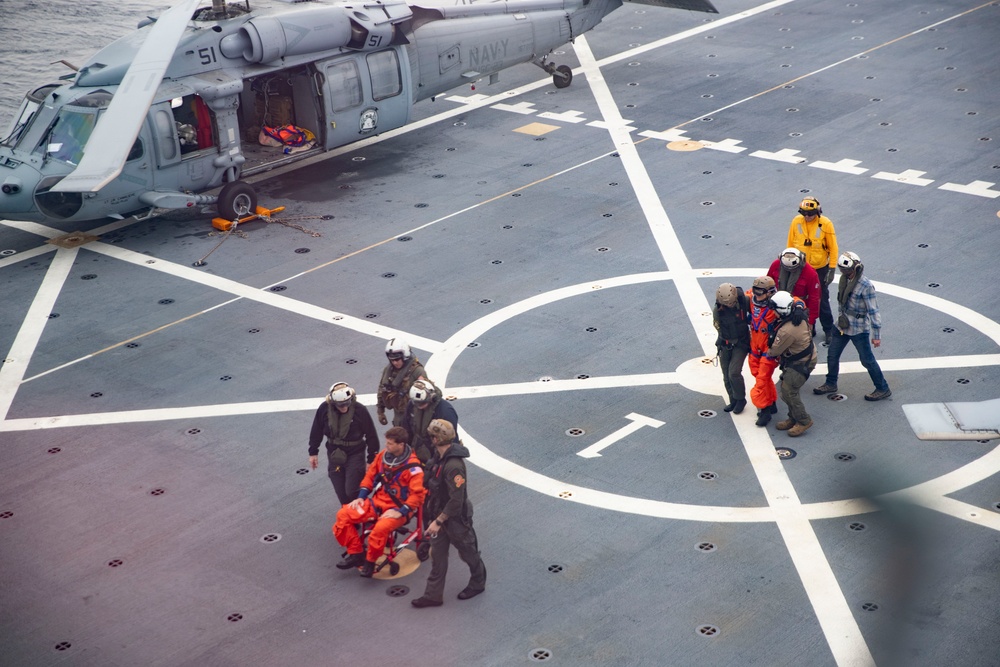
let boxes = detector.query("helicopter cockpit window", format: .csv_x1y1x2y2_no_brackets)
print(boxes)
367,50,401,101
2,98,42,148
170,94,216,156
1,83,59,148
45,109,97,165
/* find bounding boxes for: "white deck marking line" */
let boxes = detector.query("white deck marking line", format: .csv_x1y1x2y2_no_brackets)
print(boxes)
574,36,714,356
0,243,56,269
733,419,877,667
701,138,747,153
576,34,875,667
673,1,997,132
939,180,1000,198
749,148,807,163
601,0,800,68
7,342,999,429
0,248,78,420
21,296,244,383
0,393,373,431
17,152,618,382
872,170,934,186
809,158,868,175
906,495,1000,533
537,110,588,123
576,413,666,458
4,262,995,526
86,241,443,353
491,101,538,114
447,373,679,397
0,218,64,238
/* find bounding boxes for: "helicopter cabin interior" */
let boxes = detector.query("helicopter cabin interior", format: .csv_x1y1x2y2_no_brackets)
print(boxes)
237,65,323,172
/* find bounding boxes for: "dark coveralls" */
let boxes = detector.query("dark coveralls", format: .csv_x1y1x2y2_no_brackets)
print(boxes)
403,394,458,464
713,289,750,407
421,441,486,602
376,356,425,426
308,401,379,506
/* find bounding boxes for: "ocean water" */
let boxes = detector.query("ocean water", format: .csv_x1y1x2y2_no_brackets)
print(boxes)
0,0,168,124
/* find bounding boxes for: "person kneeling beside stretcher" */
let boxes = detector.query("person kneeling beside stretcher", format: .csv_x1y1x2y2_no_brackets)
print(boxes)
333,426,426,577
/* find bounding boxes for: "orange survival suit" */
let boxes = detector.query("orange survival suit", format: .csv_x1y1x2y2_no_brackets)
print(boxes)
747,289,780,411
333,446,426,564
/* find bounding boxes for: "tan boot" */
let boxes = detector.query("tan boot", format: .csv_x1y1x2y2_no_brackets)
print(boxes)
775,419,796,431
788,420,813,437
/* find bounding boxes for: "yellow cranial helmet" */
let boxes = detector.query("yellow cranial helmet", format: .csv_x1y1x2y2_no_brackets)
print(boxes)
798,196,821,215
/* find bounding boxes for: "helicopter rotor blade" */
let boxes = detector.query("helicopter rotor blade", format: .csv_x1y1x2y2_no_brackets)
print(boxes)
52,0,202,194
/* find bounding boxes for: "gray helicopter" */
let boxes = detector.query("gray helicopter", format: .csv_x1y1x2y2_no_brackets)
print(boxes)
0,0,716,225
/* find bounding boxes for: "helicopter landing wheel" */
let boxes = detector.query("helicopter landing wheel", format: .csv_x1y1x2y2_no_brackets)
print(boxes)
218,181,258,221
553,65,573,89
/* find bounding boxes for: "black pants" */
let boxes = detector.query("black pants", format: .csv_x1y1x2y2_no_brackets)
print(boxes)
719,344,748,403
815,267,834,334
328,449,366,506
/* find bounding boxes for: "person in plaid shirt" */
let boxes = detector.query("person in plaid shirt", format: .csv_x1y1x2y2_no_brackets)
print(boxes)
812,251,892,401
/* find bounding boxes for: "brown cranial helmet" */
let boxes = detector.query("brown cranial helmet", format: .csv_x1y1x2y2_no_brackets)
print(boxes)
716,283,739,307
427,419,455,442
752,275,776,298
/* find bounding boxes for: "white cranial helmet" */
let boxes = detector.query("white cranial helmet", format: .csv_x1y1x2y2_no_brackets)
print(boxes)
328,382,355,407
409,379,437,404
770,291,794,317
838,251,861,272
385,337,411,361
780,247,804,270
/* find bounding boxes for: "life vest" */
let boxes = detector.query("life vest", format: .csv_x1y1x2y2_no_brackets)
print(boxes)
262,124,315,147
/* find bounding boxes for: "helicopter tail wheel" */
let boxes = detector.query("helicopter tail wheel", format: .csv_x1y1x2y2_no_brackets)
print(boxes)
553,65,573,89
218,181,257,220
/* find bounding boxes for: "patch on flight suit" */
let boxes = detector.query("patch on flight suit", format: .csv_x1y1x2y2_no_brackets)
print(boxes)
453,474,465,488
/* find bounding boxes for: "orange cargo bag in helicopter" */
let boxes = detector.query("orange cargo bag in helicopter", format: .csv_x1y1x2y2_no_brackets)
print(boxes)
258,125,316,153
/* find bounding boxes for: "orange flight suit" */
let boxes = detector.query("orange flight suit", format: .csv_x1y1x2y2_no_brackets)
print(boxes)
747,292,779,410
333,449,425,563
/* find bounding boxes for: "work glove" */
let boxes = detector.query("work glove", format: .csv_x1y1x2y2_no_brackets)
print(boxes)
824,269,835,286
377,410,388,425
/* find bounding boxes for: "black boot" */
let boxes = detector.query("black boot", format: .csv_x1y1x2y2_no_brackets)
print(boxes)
755,410,771,427
359,560,376,578
336,552,365,570
732,399,747,414
767,403,778,414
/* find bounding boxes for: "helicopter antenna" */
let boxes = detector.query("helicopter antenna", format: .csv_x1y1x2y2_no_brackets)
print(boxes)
50,59,80,72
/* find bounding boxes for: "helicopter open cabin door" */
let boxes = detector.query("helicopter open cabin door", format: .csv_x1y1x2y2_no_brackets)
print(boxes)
319,46,413,150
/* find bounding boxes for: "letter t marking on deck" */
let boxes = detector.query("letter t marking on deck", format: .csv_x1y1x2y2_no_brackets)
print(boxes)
576,412,665,458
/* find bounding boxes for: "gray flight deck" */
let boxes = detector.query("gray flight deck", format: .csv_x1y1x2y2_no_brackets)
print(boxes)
2,1,999,665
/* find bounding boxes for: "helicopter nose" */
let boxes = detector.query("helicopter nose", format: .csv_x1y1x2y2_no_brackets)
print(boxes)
0,158,42,217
